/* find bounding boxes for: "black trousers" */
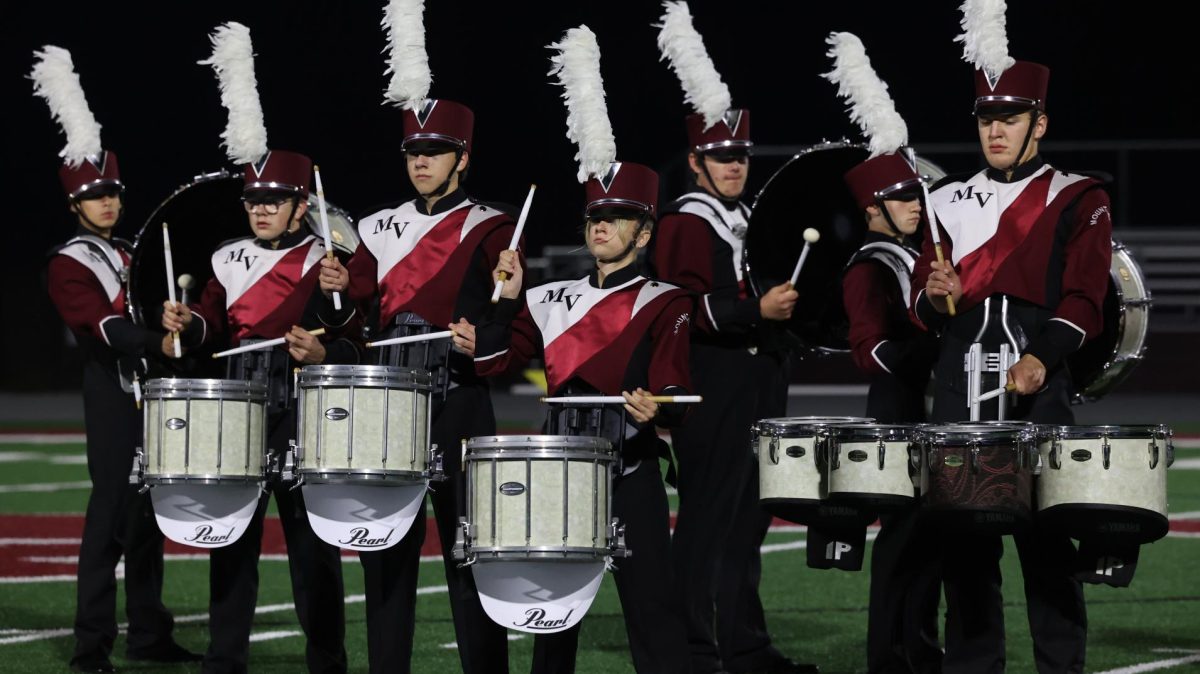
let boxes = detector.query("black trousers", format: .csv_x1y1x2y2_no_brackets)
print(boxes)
864,375,943,674
72,362,176,662
531,458,691,673
932,367,1087,674
203,409,347,674
358,383,508,674
671,344,789,673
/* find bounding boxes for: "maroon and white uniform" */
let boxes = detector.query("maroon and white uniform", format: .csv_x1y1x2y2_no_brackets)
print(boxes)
474,268,692,400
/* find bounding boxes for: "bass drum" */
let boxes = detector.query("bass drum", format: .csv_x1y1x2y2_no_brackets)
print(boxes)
1067,241,1151,402
127,171,360,374
744,142,945,353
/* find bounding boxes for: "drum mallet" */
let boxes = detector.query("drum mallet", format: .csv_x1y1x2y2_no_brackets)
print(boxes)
491,184,537,304
313,165,343,312
366,330,455,349
788,228,821,287
540,395,703,404
178,274,195,307
974,382,1017,404
211,328,327,359
921,181,956,316
162,222,182,358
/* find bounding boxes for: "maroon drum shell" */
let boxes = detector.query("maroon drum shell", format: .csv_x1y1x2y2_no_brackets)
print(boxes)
919,428,1036,535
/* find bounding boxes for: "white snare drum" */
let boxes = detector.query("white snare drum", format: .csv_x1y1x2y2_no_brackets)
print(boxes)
457,435,625,562
296,365,436,484
141,378,268,484
753,416,872,525
826,424,918,511
1036,424,1173,543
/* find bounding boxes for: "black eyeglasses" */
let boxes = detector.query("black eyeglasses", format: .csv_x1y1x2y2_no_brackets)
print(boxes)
241,198,289,214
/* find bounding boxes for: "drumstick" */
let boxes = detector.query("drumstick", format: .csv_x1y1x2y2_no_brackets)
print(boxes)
365,330,454,348
540,395,703,404
491,184,537,304
973,383,1017,404
313,165,343,312
211,328,326,359
787,228,820,287
162,222,182,358
921,181,956,316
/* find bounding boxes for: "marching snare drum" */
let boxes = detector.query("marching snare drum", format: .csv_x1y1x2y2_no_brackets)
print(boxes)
918,422,1037,534
826,424,919,511
457,435,625,563
141,378,268,484
1036,424,1172,543
754,416,872,525
295,365,436,483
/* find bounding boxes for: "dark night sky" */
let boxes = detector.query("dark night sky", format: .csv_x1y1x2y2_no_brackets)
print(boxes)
2,1,1194,389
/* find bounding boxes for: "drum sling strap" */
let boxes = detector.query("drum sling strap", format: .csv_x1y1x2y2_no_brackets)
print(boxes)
544,391,679,487
376,312,454,399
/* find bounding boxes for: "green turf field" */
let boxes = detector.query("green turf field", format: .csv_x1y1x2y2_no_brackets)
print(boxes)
1,439,1198,673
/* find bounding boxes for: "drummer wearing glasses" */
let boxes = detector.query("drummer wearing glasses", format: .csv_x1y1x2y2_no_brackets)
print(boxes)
910,30,1113,674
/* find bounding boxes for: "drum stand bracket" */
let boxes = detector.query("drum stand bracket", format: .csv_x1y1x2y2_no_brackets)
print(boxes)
965,343,1017,421
129,449,149,493
452,517,476,567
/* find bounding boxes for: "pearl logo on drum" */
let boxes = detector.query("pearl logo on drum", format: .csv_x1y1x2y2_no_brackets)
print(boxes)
184,524,234,545
324,407,349,421
1071,449,1092,462
513,607,574,630
499,481,526,496
338,527,395,548
847,450,869,463
784,446,806,459
165,418,187,431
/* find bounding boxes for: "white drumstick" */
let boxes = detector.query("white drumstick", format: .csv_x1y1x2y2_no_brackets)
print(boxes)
313,165,343,312
491,184,537,304
973,383,1016,404
211,327,326,359
162,222,181,358
788,228,821,287
366,330,454,348
921,180,956,316
540,395,703,404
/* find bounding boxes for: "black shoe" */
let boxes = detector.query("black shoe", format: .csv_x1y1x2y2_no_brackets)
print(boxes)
125,640,204,663
69,654,115,673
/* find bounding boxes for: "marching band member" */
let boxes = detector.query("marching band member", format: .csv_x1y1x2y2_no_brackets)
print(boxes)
34,46,199,673
315,2,522,670
648,4,808,672
912,3,1113,671
466,25,692,672
162,23,354,673
825,33,941,674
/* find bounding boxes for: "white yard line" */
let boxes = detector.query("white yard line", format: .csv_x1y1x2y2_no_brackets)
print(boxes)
0,434,86,445
1092,651,1200,674
248,630,302,643
0,538,82,546
0,481,91,494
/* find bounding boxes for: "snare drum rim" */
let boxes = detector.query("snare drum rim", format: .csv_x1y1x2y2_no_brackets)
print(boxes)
465,545,615,560
144,378,269,401
828,423,917,441
917,424,1034,444
143,472,262,484
1042,424,1172,440
465,435,614,453
464,448,617,463
297,364,434,390
297,467,428,484
754,416,874,435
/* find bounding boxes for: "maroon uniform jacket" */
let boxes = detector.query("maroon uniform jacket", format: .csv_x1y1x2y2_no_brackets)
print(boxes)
474,265,692,400
647,190,758,340
48,230,163,378
911,157,1112,371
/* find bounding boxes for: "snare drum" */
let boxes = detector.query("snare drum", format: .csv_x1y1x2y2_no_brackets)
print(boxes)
826,424,918,511
918,423,1037,534
296,365,435,484
1036,425,1172,543
753,416,872,525
142,378,268,484
458,435,623,562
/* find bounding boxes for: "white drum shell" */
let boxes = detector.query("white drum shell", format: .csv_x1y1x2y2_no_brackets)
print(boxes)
1037,430,1169,516
755,417,872,503
827,438,916,501
143,379,267,483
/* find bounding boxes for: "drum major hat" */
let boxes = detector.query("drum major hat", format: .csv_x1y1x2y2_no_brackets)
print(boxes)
244,150,312,197
401,99,473,152
844,152,921,210
957,0,1048,113
30,46,126,199
657,2,751,155
550,26,658,218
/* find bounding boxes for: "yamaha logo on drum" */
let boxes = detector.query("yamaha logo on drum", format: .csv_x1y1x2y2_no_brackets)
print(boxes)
324,407,349,421
499,482,526,496
165,418,187,431
514,607,574,630
185,524,234,545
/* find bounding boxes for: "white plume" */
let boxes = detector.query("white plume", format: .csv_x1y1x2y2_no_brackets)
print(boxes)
30,46,102,167
955,0,1015,82
382,0,431,110
822,32,908,158
199,22,269,165
548,26,617,184
655,1,731,129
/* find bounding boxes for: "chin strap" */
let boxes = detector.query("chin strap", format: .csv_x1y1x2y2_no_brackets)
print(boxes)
72,195,126,233
875,198,906,239
423,148,464,204
697,159,744,205
1006,110,1040,173
262,197,302,249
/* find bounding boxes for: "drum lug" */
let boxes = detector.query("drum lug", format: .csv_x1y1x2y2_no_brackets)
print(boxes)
1148,439,1159,470
1166,434,1175,468
1102,436,1111,470
427,443,446,482
452,518,476,567
928,444,940,473
129,448,149,492
877,440,886,471
1049,438,1061,470
828,439,840,471
768,435,780,465
969,443,981,474
610,518,630,558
